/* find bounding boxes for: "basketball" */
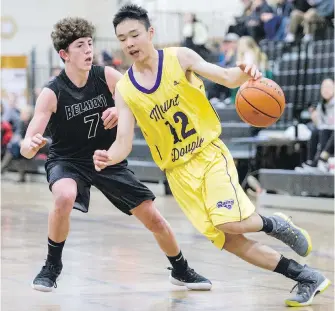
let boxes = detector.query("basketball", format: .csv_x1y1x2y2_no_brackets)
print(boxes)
235,78,286,127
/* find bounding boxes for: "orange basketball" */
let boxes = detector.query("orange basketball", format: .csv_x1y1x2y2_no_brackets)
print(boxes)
235,78,286,128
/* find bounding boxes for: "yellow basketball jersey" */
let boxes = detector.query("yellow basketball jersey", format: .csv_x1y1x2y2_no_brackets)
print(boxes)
117,47,222,170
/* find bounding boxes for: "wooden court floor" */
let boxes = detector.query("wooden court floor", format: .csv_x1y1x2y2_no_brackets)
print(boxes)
1,179,334,311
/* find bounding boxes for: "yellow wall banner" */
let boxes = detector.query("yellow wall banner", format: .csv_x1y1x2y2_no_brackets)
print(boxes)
1,55,28,109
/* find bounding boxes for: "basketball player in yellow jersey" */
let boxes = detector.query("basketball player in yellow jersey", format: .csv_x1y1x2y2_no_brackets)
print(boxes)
94,5,331,306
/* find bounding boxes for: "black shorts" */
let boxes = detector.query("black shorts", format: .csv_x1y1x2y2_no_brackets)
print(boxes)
45,160,155,215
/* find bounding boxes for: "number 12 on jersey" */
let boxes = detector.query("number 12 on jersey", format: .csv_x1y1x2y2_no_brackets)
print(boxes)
165,111,196,144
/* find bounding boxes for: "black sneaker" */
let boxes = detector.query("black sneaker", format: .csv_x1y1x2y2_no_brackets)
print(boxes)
168,266,212,290
31,260,63,292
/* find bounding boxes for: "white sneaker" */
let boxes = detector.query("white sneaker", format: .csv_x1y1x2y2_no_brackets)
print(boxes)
285,33,295,43
296,164,320,174
317,160,329,173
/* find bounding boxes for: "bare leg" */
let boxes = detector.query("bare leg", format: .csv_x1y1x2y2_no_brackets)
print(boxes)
217,212,312,257
223,233,280,271
216,212,263,234
49,178,76,242
131,201,180,256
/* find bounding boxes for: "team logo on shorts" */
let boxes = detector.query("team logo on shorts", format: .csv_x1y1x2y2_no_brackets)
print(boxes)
217,200,234,210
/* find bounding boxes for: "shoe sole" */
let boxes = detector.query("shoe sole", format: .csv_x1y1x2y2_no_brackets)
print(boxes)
285,278,331,307
31,275,61,292
31,283,53,292
274,212,313,257
169,275,212,291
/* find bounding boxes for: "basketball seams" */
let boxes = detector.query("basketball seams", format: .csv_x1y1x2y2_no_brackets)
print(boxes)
239,92,277,119
235,93,255,125
241,86,283,114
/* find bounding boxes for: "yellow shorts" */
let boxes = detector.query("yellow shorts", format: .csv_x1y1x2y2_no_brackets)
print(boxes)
166,138,255,249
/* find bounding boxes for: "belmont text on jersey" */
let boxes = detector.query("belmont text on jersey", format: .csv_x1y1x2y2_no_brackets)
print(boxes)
45,66,118,160
65,94,108,120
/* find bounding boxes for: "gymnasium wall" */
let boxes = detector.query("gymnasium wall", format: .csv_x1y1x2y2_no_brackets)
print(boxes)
1,0,119,65
2,0,242,65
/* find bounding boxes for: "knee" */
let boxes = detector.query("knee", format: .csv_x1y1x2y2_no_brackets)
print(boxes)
216,222,245,235
132,200,170,234
145,214,169,234
304,9,317,22
291,10,303,19
53,189,76,216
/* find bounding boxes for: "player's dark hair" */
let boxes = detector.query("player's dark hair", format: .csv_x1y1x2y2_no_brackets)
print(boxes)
51,17,95,53
113,4,151,31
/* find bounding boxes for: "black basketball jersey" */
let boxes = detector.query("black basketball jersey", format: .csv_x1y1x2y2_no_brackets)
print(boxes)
45,65,118,162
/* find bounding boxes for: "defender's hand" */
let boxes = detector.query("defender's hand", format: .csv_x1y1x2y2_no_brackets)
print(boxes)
30,133,48,152
237,62,262,80
101,107,118,129
93,149,109,171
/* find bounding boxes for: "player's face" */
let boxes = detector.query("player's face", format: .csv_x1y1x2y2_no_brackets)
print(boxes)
60,37,93,71
116,19,154,62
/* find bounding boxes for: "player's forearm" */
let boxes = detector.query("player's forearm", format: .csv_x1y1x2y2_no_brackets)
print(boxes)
106,139,132,165
221,67,250,89
20,137,37,159
199,64,249,89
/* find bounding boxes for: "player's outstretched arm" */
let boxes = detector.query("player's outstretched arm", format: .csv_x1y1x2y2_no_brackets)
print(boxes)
177,47,262,89
20,88,56,159
93,88,135,171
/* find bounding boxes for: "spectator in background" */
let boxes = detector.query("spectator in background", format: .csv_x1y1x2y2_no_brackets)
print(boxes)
206,33,240,102
261,0,293,40
1,105,33,182
1,101,13,159
228,0,253,37
245,0,274,42
182,13,210,59
2,93,21,140
297,78,334,173
236,36,270,73
285,0,334,42
218,33,240,67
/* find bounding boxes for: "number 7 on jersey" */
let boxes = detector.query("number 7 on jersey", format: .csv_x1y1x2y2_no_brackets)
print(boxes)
84,113,100,139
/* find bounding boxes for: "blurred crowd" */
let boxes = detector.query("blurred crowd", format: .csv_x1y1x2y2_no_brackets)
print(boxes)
227,0,333,44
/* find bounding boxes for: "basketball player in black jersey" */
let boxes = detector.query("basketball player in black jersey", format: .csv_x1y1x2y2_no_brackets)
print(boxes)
21,17,211,292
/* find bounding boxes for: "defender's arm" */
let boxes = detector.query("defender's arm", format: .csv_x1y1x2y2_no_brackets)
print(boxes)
20,88,56,159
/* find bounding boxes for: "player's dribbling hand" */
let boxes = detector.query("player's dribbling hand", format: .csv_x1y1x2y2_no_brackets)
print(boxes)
102,107,118,129
93,149,109,172
30,133,48,152
236,62,262,80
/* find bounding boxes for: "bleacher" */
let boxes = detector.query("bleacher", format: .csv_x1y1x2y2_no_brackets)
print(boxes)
257,38,334,210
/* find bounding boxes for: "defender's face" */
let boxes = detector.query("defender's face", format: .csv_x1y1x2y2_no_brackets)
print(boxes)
60,37,93,70
116,19,153,62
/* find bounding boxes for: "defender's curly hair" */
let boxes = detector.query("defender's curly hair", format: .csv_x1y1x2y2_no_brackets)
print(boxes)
51,17,95,52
